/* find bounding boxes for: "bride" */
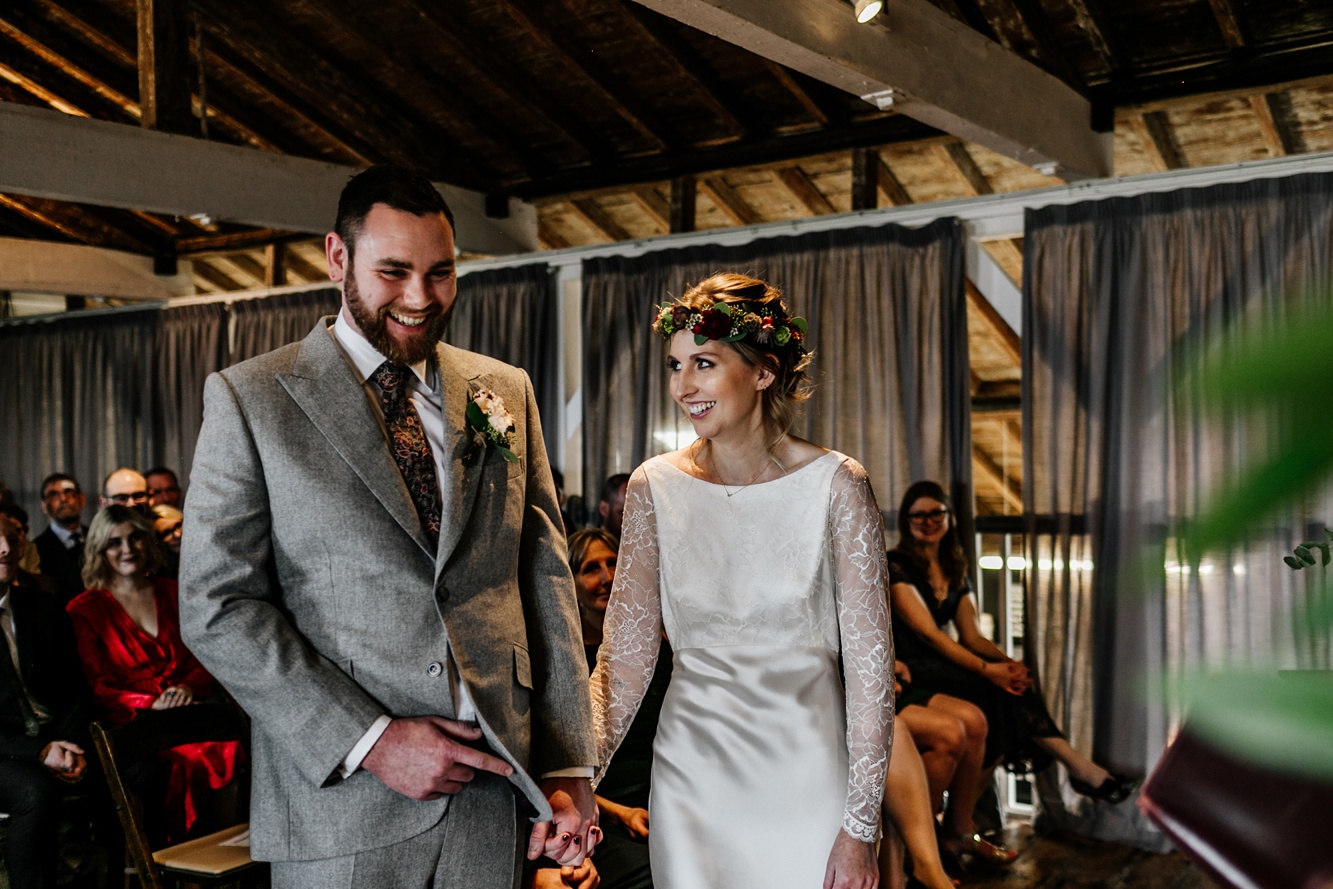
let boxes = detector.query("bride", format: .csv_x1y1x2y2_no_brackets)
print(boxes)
590,273,894,889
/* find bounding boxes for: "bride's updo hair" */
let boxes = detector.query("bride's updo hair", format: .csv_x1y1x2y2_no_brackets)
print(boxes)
675,272,813,438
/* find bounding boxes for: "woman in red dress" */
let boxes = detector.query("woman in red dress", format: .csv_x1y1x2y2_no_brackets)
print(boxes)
67,504,239,842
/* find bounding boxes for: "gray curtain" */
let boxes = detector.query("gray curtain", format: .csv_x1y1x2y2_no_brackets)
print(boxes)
229,288,340,365
451,266,560,459
581,221,971,528
1023,172,1333,848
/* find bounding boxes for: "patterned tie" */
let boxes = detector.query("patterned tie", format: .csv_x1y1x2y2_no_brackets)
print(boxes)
373,362,442,547
0,603,41,737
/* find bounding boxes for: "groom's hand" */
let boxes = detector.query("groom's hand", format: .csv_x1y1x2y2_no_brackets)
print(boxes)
362,716,514,800
528,777,599,865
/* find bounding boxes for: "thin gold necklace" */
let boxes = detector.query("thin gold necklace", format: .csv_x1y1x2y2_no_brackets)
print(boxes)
693,437,788,497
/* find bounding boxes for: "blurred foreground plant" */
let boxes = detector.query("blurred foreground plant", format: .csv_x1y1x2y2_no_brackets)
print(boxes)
1178,301,1333,780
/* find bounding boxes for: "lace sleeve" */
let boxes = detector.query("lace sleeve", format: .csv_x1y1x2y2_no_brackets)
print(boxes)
829,457,895,841
589,465,664,784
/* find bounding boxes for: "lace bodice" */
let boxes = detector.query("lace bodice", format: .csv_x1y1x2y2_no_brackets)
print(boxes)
589,451,894,841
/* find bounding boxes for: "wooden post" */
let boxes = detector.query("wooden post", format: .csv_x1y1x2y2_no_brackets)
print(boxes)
850,147,877,211
669,176,696,234
264,243,286,287
137,0,193,134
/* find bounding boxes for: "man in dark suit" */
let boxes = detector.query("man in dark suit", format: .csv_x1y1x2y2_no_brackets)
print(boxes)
181,166,597,889
1,513,93,889
32,473,88,605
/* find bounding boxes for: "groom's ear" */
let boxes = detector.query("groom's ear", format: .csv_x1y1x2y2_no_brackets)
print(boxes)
326,232,349,284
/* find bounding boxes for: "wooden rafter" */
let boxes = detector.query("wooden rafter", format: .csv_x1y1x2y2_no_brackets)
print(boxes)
0,56,89,117
174,229,300,254
188,0,492,187
263,243,285,286
206,250,265,286
617,2,749,142
502,0,672,153
538,226,571,251
1063,0,1122,74
937,141,994,195
966,280,1021,368
761,59,831,129
978,0,1081,86
874,155,913,207
190,262,234,293
1206,0,1247,49
669,177,697,233
699,176,760,226
973,445,1023,511
850,147,876,212
136,0,192,133
0,193,154,253
1136,111,1185,171
1250,93,1297,156
567,199,632,243
630,187,671,232
776,166,834,216
0,11,137,118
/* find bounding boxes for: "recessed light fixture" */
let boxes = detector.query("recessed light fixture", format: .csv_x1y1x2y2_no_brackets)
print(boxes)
854,0,883,23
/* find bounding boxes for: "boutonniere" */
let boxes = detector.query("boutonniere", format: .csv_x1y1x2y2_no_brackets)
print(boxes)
466,387,519,464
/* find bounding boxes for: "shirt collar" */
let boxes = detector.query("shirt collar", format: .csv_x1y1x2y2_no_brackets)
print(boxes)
49,522,78,545
332,311,433,389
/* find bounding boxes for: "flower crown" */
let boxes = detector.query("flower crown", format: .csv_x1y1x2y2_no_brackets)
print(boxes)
651,301,809,355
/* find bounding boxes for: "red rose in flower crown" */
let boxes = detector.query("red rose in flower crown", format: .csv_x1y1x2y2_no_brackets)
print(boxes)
694,311,732,340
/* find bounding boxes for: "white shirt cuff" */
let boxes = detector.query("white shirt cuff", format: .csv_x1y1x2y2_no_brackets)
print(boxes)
338,715,393,778
541,767,595,779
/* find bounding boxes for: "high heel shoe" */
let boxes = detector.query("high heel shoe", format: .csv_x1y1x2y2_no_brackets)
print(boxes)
942,832,1019,866
1069,772,1139,804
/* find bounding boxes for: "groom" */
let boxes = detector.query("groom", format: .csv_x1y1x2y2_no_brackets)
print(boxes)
180,166,597,888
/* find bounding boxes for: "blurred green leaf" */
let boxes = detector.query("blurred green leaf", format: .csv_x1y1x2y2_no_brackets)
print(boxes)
1296,545,1315,565
1192,304,1333,408
1180,671,1333,781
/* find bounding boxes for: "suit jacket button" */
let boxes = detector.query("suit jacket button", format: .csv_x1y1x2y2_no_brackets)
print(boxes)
427,661,444,678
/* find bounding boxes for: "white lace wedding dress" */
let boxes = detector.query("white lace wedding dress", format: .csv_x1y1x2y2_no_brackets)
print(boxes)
590,450,894,888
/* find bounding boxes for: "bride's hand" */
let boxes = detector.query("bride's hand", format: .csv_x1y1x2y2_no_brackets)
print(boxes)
823,829,878,889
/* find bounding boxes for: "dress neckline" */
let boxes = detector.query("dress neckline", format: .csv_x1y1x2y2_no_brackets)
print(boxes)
659,448,838,491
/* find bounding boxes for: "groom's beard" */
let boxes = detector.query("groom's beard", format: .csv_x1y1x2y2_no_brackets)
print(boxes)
344,270,453,366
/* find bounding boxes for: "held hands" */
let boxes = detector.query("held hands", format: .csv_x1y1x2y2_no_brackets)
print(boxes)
823,829,878,889
529,777,600,866
981,660,1030,695
362,716,514,801
530,857,600,889
598,797,650,839
40,740,87,784
150,685,194,709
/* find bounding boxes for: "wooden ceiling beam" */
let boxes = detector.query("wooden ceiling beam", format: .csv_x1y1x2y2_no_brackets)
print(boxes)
761,59,832,128
206,251,265,287
617,2,750,142
630,187,671,232
1135,111,1185,171
538,226,571,251
136,0,192,134
966,279,1021,368
501,0,672,153
973,0,1082,87
669,176,697,233
776,166,835,216
409,6,610,164
1250,93,1297,157
850,147,876,212
282,247,325,284
0,56,90,117
699,176,761,226
973,445,1023,512
10,0,290,154
188,0,493,187
1207,0,1247,50
191,260,241,293
567,200,633,243
938,141,994,195
263,243,285,287
174,229,303,254
0,193,155,254
0,12,136,119
631,0,1110,180
874,155,914,207
1063,0,1123,74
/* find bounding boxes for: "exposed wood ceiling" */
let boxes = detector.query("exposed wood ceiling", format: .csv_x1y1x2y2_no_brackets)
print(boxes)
5,0,1333,513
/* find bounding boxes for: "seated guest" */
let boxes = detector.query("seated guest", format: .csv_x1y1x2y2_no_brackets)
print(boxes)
1,513,94,889
150,504,183,581
888,481,1135,835
0,503,45,583
144,467,182,509
572,528,666,889
66,505,239,842
33,473,89,604
99,468,149,511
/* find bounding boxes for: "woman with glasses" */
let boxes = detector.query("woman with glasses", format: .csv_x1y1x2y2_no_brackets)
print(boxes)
66,505,239,843
887,481,1134,867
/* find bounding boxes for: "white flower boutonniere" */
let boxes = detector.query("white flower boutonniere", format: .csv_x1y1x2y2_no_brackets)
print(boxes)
466,388,519,464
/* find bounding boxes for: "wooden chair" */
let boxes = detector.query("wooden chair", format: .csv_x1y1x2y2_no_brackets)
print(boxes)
90,702,268,889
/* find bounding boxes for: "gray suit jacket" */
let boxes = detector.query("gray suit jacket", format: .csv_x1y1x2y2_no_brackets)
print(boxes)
179,319,594,862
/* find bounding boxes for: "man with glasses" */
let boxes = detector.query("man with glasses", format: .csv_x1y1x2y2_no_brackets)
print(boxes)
99,468,149,511
33,473,88,604
145,467,183,509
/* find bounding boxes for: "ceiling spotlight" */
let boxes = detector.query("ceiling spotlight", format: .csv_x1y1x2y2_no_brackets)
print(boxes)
854,0,883,23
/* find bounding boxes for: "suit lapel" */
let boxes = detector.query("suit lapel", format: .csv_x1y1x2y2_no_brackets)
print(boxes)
434,345,488,576
277,322,435,559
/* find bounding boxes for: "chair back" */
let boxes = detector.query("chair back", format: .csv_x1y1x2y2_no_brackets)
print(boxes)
91,702,251,889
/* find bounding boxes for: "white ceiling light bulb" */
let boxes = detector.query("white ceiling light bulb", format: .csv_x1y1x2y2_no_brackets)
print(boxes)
854,0,883,23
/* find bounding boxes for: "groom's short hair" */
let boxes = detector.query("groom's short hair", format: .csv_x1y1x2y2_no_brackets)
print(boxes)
335,165,456,263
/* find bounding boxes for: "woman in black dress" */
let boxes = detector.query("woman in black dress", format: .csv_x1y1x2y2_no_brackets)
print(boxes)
887,482,1135,830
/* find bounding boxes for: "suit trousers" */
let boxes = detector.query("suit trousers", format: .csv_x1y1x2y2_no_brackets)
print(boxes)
269,773,523,889
0,759,64,889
